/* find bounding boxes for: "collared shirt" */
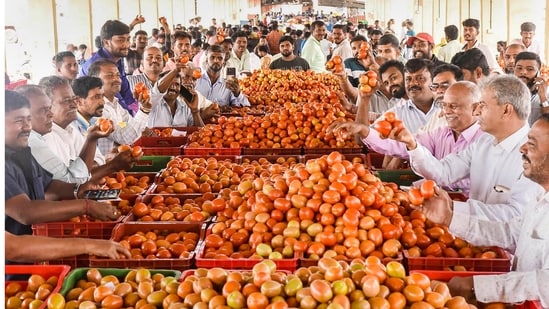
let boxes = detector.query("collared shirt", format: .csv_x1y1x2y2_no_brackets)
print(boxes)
79,48,138,116
127,74,155,95
74,111,96,134
386,99,441,134
148,83,201,127
44,122,105,166
98,96,149,155
125,49,143,75
437,39,462,63
194,73,250,107
331,39,353,61
29,130,90,184
409,124,534,221
462,41,502,73
344,57,368,87
450,191,549,307
364,123,485,194
511,38,545,63
225,50,253,76
5,146,52,235
302,37,327,73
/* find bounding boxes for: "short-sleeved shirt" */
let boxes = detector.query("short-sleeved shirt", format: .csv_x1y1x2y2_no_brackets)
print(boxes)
5,146,53,235
269,57,311,71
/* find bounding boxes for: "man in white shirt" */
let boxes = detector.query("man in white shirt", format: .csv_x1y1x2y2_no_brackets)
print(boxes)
87,59,151,155
437,25,462,63
461,18,502,74
421,114,549,307
225,31,253,76
510,22,545,63
404,74,541,221
302,20,328,73
330,24,353,61
36,76,106,180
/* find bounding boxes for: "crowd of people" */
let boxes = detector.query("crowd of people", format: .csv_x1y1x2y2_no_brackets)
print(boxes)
4,12,549,306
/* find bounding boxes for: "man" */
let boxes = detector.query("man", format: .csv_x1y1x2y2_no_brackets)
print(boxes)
80,20,137,116
461,18,502,74
226,31,253,76
451,48,490,84
407,75,538,221
148,68,205,127
302,20,327,73
343,35,371,88
53,51,78,81
127,46,164,95
330,24,353,61
266,21,283,55
163,30,193,72
368,29,383,56
376,33,406,62
195,45,250,107
420,115,549,306
37,76,107,175
514,51,549,125
330,81,483,195
148,28,159,46
125,30,148,75
503,43,526,74
4,90,119,238
437,25,461,63
510,22,545,63
407,32,446,66
269,36,310,71
87,59,151,155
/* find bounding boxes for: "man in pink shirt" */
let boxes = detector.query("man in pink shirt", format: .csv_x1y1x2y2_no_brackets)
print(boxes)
328,81,485,195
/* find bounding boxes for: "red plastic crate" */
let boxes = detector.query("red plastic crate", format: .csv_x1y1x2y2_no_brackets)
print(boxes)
134,135,187,148
240,154,304,165
299,252,403,268
183,146,242,156
172,154,240,163
139,146,184,156
89,222,205,269
303,146,365,155
241,147,302,155
410,270,505,281
302,153,368,164
195,244,299,271
404,247,512,272
5,265,71,309
516,301,543,309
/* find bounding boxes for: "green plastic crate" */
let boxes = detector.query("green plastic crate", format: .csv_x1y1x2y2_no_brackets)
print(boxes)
375,169,422,187
128,155,172,172
59,268,181,296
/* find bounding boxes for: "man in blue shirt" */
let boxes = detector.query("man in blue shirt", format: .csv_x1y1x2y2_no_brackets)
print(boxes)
195,44,250,107
79,20,137,116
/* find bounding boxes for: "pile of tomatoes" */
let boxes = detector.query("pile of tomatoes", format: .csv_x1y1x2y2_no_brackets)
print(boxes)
130,194,216,223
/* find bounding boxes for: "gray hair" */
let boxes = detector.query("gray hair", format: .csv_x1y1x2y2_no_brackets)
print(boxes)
478,74,531,120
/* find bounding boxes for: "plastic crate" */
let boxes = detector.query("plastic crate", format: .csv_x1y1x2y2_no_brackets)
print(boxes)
404,248,512,272
172,154,240,163
89,222,205,269
195,244,299,271
138,146,184,156
516,302,543,309
128,155,172,172
302,153,368,164
107,172,157,200
240,154,304,165
36,255,91,269
303,146,365,155
59,268,181,296
375,169,422,187
410,270,505,281
183,147,242,156
299,252,403,268
241,147,303,155
5,265,71,309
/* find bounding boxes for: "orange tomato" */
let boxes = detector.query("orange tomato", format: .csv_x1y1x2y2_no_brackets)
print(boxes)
420,180,436,199
118,144,131,153
374,120,392,137
408,188,424,206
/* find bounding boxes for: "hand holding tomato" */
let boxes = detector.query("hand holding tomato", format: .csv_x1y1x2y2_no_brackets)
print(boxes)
88,119,114,140
86,239,131,259
326,121,370,140
107,148,138,171
447,277,476,304
420,186,453,226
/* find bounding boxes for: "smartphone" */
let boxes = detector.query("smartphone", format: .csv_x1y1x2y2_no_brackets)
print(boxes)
84,189,121,200
179,85,195,102
226,67,236,77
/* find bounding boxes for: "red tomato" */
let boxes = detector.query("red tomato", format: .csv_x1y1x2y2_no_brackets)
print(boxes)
408,188,424,206
420,180,436,199
373,120,392,137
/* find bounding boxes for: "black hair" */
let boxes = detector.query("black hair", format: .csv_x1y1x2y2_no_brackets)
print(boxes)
53,51,76,68
462,18,480,31
371,29,383,36
100,20,130,41
444,25,459,41
515,51,542,69
134,30,148,37
231,31,248,43
311,20,325,30
378,34,400,48
432,63,464,81
451,49,489,77
5,90,30,113
350,35,368,44
172,31,192,42
71,76,104,99
279,35,294,46
405,58,432,76
379,60,405,76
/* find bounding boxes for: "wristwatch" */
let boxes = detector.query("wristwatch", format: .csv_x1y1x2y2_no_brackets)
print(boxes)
540,100,549,108
73,183,81,199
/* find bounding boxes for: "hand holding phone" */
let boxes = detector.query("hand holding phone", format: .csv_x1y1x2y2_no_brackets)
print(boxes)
84,189,121,200
226,67,236,77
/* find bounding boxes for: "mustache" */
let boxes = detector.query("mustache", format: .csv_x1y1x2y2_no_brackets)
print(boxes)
408,86,422,91
522,155,530,163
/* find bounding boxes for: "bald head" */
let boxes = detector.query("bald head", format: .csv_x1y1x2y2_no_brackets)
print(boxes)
142,46,164,74
440,81,481,133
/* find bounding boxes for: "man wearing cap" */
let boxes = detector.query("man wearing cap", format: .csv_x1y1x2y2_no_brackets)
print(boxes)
407,32,446,67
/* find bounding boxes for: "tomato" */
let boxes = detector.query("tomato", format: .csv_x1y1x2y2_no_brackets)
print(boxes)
408,188,424,206
180,54,189,64
373,120,392,137
420,180,436,199
117,144,131,153
247,292,269,309
384,111,396,123
192,68,202,79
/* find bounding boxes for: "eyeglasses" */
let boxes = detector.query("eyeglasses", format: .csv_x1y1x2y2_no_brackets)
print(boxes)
429,82,451,91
